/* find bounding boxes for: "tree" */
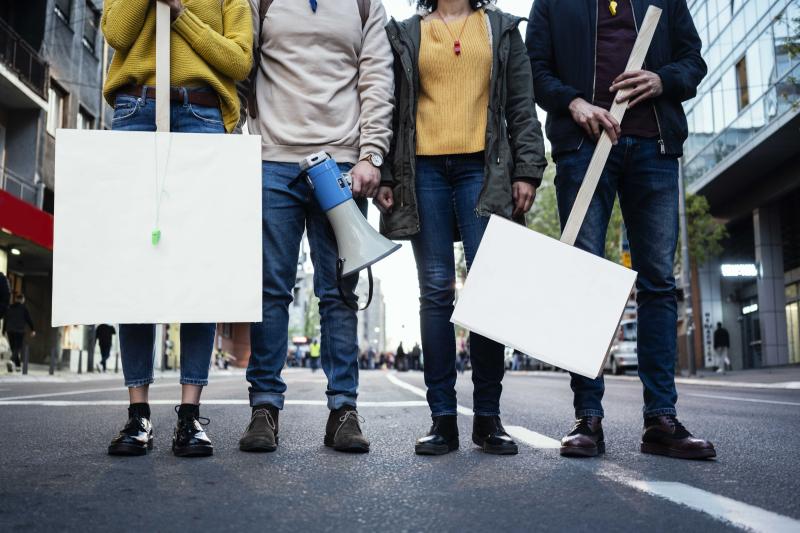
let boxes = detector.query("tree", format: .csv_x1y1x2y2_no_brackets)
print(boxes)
683,193,728,370
526,155,625,264
304,293,320,339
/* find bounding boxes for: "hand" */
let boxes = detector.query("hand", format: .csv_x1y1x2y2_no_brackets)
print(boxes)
156,0,184,20
512,181,536,218
350,161,380,198
30,331,36,338
610,70,663,108
568,97,621,145
374,186,394,214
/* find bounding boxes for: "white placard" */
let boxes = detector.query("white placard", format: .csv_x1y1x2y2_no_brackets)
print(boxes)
451,216,637,379
52,129,263,326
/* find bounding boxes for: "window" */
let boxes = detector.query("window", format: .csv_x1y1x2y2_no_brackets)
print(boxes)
77,107,94,130
83,1,101,54
54,0,72,23
735,57,749,110
46,84,68,136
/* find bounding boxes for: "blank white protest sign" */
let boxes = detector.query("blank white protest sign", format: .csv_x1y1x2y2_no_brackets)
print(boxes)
451,216,636,378
52,129,262,326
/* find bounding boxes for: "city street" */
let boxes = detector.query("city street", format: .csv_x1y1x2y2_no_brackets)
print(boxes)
0,369,798,532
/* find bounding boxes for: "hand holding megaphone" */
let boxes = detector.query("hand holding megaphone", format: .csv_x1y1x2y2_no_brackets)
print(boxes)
298,152,402,310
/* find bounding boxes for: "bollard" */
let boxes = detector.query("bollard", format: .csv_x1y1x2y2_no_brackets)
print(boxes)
77,349,83,374
49,345,56,375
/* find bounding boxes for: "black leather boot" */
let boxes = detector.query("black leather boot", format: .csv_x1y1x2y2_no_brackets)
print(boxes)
472,415,518,455
415,415,459,455
172,404,213,457
108,403,153,456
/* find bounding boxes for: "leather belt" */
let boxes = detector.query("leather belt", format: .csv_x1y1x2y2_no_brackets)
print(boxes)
117,85,220,108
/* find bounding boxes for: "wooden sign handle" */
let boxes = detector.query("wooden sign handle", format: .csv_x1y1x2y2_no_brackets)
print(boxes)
559,6,662,247
155,2,170,133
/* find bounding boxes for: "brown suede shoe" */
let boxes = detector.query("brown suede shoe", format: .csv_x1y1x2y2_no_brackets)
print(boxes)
641,415,716,460
560,416,605,457
239,405,279,452
324,406,370,453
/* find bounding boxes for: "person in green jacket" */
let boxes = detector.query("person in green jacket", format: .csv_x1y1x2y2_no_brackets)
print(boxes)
376,0,546,456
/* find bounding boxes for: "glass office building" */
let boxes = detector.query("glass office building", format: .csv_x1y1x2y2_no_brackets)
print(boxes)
683,0,800,369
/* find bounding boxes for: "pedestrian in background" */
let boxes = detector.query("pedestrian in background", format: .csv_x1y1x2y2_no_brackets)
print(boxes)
528,0,715,460
0,272,9,321
378,0,547,456
101,0,253,457
713,323,730,374
3,293,35,372
95,324,116,373
411,343,422,371
309,339,321,373
239,0,392,456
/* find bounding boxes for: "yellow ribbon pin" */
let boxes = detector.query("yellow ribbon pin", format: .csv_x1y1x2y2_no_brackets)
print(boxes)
609,0,618,15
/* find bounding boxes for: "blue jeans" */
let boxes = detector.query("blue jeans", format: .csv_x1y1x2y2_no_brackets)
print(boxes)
247,162,365,410
112,86,222,387
555,136,679,419
412,153,506,417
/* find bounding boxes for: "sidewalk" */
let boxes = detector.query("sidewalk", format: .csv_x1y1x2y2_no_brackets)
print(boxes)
0,363,247,383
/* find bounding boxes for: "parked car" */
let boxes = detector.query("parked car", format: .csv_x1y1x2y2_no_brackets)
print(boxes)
605,319,638,375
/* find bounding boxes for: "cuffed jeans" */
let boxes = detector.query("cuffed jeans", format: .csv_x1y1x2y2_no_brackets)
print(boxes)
555,136,680,419
412,153,506,417
247,162,364,410
112,86,221,387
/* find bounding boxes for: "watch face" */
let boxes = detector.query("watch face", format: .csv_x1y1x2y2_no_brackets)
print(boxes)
370,153,384,167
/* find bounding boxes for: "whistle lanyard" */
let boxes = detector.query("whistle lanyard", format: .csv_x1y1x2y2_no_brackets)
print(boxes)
152,133,173,246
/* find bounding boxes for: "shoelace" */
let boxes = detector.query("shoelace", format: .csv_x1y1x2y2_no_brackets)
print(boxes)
334,410,365,441
173,405,210,426
662,415,690,438
250,408,276,431
571,417,595,435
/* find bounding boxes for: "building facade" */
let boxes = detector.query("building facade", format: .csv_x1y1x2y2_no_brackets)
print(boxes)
683,0,800,369
0,0,110,366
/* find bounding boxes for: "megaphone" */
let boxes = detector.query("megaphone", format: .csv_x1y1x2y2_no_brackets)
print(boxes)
299,152,401,308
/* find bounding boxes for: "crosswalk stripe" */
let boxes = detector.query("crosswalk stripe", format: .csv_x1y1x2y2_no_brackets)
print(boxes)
385,373,472,416
504,426,560,448
685,392,800,407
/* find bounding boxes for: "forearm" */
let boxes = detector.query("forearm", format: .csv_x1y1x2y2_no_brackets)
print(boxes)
172,1,254,81
102,0,152,51
357,1,394,159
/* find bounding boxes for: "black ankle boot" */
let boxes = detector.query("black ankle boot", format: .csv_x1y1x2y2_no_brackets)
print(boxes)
472,415,518,455
108,403,153,456
172,404,213,457
415,415,459,455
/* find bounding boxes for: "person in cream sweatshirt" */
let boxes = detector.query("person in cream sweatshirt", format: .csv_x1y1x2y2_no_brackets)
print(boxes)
240,0,394,455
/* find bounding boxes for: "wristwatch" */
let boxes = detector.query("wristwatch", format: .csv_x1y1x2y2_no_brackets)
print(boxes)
360,152,384,168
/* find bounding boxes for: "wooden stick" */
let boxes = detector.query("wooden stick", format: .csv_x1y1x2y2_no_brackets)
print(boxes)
560,6,662,247
155,2,170,133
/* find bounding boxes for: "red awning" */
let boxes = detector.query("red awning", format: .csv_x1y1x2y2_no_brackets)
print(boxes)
0,189,53,250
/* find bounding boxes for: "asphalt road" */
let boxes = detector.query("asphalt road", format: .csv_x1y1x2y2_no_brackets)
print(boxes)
0,368,798,532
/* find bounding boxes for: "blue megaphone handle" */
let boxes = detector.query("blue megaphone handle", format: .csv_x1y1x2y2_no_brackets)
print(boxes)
305,157,353,212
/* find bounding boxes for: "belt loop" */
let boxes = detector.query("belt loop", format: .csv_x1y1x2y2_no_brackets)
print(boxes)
181,87,189,107
139,85,147,105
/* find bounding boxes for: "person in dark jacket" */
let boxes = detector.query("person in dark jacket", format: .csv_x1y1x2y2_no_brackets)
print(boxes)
713,322,730,373
378,0,547,456
95,324,117,373
527,0,715,460
3,293,36,372
0,272,9,321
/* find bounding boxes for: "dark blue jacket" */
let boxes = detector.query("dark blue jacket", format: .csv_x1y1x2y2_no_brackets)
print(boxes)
526,0,706,157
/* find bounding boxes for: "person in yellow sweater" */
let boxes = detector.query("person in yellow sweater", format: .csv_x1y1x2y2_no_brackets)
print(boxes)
102,0,252,459
379,0,547,456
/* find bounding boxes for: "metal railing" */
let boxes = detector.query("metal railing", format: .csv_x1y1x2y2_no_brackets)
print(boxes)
1,168,40,206
0,17,49,100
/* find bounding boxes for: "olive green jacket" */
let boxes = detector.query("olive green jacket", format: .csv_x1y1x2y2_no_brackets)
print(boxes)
380,6,547,240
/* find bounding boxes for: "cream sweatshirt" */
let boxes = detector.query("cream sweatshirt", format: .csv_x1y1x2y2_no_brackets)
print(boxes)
247,0,394,164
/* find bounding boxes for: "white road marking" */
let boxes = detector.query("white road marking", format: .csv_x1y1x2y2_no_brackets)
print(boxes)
597,462,800,533
504,426,560,448
0,382,179,401
0,399,431,407
685,392,800,407
385,373,472,416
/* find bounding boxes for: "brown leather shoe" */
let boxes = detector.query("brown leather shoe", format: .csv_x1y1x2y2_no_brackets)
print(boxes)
641,415,716,460
560,416,604,457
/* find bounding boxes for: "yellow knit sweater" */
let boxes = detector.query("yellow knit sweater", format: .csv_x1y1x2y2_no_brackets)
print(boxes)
101,0,252,132
416,9,491,156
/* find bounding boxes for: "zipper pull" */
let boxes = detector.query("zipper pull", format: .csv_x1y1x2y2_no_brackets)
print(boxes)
658,139,665,155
